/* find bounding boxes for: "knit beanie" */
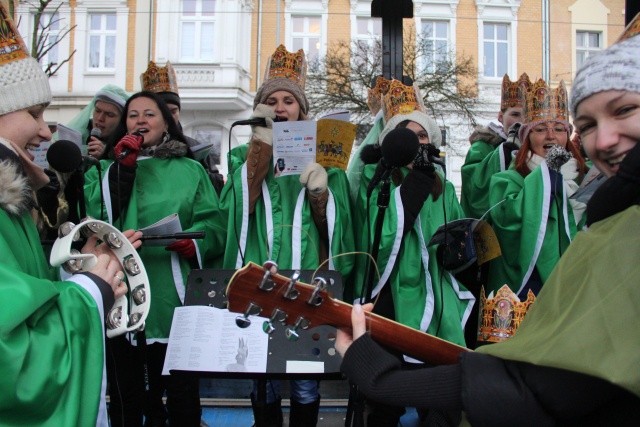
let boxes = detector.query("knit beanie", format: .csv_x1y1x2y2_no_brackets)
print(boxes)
94,85,129,113
570,35,640,118
0,5,52,116
254,77,309,116
379,110,443,148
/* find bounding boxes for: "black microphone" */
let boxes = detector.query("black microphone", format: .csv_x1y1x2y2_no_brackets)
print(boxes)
425,143,446,170
117,131,145,160
139,231,206,241
47,139,100,173
231,115,287,127
367,128,420,198
90,127,102,140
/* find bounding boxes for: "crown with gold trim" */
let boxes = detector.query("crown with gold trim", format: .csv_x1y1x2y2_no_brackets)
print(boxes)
141,61,179,95
616,12,640,43
0,6,30,65
263,45,307,89
367,76,392,116
381,79,427,124
522,78,569,124
501,73,531,110
477,285,536,343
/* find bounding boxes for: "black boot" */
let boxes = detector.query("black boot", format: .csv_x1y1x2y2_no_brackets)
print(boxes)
251,392,283,427
289,396,320,427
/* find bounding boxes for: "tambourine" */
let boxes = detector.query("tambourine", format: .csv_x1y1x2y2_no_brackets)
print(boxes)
50,218,150,338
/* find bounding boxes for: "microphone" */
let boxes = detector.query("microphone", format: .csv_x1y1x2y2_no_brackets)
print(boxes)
231,115,287,127
117,131,145,160
139,231,206,241
47,139,100,173
367,128,420,198
90,127,102,140
425,143,446,170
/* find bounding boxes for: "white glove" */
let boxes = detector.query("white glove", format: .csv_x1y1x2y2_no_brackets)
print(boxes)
300,162,328,197
560,158,579,181
251,104,276,146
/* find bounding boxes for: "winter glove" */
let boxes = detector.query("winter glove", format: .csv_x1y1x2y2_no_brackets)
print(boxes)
506,122,523,148
412,144,438,177
37,169,61,221
114,133,144,167
165,239,196,259
251,104,276,146
400,168,436,235
300,162,328,197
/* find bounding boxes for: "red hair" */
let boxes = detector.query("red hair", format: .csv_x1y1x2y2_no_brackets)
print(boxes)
514,132,588,180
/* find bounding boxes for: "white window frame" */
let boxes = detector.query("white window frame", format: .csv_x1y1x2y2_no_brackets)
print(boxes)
285,0,328,67
37,12,61,71
576,30,601,69
420,20,450,74
87,13,117,71
482,22,510,78
476,0,520,82
413,1,459,74
179,0,217,63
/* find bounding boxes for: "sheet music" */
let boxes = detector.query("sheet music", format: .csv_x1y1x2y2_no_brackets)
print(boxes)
162,306,269,374
139,213,182,246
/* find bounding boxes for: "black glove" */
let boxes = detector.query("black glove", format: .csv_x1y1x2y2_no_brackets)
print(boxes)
586,143,640,226
400,167,436,235
37,169,61,221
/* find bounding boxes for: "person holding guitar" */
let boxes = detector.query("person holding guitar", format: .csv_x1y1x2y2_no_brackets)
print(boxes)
335,21,640,425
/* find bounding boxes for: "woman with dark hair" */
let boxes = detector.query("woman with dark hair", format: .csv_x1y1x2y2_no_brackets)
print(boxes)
486,79,588,299
84,91,227,426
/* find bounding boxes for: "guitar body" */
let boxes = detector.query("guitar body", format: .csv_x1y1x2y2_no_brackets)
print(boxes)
227,262,469,365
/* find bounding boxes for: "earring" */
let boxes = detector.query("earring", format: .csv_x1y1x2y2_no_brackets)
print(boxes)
161,131,170,145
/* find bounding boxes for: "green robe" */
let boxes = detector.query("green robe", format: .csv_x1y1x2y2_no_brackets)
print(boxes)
461,140,510,220
1,178,107,424
221,144,355,280
349,164,474,348
487,163,583,296
480,205,640,398
84,156,227,341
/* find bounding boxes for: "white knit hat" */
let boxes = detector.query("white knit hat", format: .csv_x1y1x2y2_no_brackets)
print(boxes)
0,5,52,116
570,35,640,118
379,110,443,148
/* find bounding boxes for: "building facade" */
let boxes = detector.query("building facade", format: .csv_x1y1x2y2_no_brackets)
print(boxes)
14,0,627,183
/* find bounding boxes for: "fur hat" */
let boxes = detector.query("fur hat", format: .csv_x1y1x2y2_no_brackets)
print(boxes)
254,45,309,115
0,4,52,116
570,28,640,117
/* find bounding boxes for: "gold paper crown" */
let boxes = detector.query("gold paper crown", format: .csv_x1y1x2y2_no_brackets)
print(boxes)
367,76,392,116
141,61,179,95
0,5,30,66
263,45,307,89
522,78,569,124
381,80,427,124
477,285,536,343
616,12,640,43
501,73,531,110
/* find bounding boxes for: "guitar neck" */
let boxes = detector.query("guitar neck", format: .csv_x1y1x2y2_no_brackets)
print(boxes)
325,298,467,365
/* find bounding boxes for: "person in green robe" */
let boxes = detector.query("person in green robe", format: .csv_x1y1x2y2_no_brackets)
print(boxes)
84,92,227,426
0,6,141,425
486,78,588,298
460,73,531,220
348,79,474,426
220,45,354,426
335,25,640,426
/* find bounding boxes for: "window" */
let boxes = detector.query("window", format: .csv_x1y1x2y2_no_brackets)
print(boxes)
180,0,216,62
292,16,321,64
37,13,60,70
88,14,116,69
421,21,449,74
483,23,509,78
576,31,601,69
355,17,381,48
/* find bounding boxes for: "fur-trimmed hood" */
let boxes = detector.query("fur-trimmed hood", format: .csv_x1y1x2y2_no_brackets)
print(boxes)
0,143,32,216
469,125,505,147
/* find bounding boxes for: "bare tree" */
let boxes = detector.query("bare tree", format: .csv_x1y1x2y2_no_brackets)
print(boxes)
27,0,76,77
306,30,483,142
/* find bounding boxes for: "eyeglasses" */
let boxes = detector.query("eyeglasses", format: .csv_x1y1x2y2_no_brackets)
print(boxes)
531,124,567,135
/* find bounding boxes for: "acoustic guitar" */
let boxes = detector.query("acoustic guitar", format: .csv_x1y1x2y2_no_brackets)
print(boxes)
226,262,469,366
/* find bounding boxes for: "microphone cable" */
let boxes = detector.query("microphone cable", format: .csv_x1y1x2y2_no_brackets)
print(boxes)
228,123,246,266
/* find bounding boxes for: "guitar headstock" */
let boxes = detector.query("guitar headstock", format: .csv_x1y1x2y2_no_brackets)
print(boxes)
227,261,348,341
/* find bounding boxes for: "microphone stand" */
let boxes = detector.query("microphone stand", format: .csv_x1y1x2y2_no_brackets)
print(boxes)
362,176,391,304
346,176,391,427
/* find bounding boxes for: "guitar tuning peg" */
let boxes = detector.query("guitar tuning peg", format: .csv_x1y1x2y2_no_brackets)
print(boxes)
285,316,310,341
262,308,288,334
307,277,327,306
235,302,262,328
259,260,279,291
283,270,301,300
